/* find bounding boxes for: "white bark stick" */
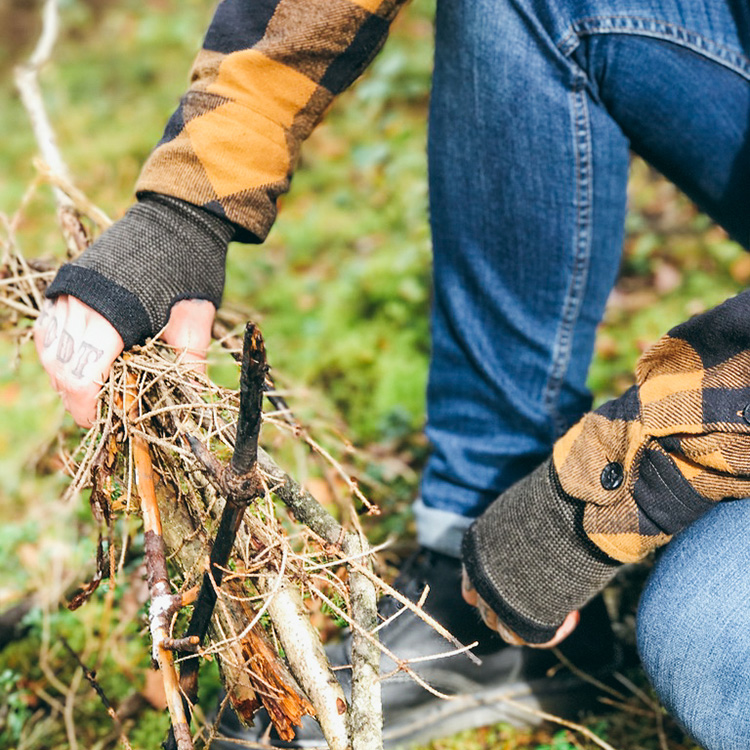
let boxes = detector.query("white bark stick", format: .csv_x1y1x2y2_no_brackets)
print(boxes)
259,574,350,750
13,0,74,212
343,533,383,750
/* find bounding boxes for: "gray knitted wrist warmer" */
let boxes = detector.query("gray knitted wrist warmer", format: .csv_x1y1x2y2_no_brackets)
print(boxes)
461,459,619,644
46,194,234,348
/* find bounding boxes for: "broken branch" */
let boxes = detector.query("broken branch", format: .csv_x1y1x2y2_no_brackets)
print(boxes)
166,324,267,749
128,382,193,750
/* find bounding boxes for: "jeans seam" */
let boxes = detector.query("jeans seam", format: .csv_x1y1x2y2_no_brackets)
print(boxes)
543,73,593,438
558,16,750,81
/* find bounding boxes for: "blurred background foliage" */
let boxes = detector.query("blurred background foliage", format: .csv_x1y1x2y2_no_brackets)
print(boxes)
0,0,741,747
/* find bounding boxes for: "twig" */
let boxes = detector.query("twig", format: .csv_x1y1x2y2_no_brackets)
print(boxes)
343,533,382,750
13,0,71,210
497,696,621,750
63,667,82,750
60,637,134,750
128,382,193,750
311,586,453,702
614,672,670,750
346,560,480,665
257,573,349,750
34,158,112,230
166,324,267,750
13,0,90,256
551,647,626,701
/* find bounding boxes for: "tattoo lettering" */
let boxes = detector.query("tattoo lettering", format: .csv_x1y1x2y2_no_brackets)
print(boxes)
43,316,59,348
72,342,104,378
56,330,75,364
37,302,51,327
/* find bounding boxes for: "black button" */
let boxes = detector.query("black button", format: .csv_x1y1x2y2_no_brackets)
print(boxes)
601,462,624,490
743,403,750,424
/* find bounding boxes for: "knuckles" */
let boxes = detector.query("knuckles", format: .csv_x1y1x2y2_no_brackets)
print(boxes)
34,297,115,427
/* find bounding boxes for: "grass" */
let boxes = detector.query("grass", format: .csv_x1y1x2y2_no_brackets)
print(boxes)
0,0,740,747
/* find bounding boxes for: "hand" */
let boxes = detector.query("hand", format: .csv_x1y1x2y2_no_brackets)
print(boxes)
34,295,216,427
461,567,579,648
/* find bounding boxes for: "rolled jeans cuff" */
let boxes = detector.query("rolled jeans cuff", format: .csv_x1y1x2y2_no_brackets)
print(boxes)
413,498,474,558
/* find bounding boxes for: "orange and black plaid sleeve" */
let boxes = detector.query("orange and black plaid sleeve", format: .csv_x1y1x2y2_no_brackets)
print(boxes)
135,0,407,242
463,291,750,644
555,289,750,563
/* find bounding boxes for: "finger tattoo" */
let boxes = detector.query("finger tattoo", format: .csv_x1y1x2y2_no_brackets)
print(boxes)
72,342,104,378
37,302,51,326
43,316,59,348
56,330,75,363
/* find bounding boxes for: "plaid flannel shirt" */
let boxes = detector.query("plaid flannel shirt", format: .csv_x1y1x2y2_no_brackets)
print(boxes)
135,0,407,241
554,290,750,564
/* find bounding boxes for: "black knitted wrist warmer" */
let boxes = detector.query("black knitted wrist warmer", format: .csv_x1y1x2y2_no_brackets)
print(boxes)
461,459,619,644
46,194,234,348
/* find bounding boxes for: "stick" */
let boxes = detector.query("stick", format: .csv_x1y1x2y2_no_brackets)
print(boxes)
59,636,134,750
165,324,267,750
496,696,620,750
13,0,71,211
127,383,193,750
257,574,349,750
13,0,89,256
343,533,382,750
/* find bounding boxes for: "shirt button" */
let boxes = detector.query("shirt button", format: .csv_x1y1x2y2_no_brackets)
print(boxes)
743,403,750,424
601,462,624,490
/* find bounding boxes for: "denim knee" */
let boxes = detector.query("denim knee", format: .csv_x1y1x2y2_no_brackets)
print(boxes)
419,0,750,530
637,502,750,750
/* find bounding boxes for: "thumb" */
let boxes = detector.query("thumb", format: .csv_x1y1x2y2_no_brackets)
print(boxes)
162,299,216,373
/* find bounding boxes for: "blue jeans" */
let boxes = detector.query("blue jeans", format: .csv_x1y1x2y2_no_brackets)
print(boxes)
415,0,750,745
638,500,750,749
416,0,750,554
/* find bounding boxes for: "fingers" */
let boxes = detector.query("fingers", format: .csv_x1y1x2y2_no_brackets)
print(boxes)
162,299,216,374
461,568,580,648
34,296,215,428
34,295,124,428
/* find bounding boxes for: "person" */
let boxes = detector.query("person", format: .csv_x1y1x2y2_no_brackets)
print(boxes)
34,0,750,747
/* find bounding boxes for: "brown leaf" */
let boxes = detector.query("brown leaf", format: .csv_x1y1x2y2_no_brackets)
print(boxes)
67,532,107,611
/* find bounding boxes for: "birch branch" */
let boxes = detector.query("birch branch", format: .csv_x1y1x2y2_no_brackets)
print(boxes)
13,0,71,208
257,450,384,750
258,573,349,750
343,533,382,750
13,0,90,257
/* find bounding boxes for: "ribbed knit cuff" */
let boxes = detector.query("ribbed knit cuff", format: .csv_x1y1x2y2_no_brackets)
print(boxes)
462,460,619,644
44,193,233,348
46,265,151,349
